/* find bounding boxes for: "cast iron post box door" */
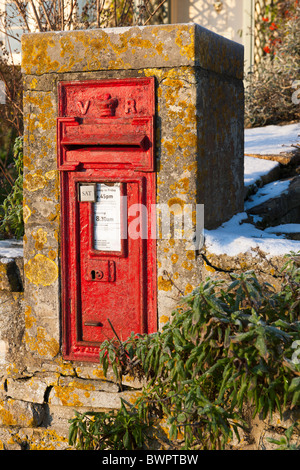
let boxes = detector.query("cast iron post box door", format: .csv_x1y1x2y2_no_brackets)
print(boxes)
57,78,156,362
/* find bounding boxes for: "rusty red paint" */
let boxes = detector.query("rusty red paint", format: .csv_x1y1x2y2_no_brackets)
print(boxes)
58,78,156,362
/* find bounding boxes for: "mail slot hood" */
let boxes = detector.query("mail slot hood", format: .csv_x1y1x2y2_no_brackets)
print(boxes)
57,78,155,172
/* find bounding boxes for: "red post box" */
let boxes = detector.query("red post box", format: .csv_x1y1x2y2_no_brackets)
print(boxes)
57,78,156,362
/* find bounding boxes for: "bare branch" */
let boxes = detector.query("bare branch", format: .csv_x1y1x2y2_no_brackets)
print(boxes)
119,0,132,25
96,0,108,28
29,0,43,32
96,0,100,28
12,0,30,32
0,29,21,43
143,0,168,26
66,0,76,30
114,0,117,27
61,0,64,30
40,0,53,30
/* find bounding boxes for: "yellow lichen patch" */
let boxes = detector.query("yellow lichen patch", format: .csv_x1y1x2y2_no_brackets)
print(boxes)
53,357,76,377
174,123,197,147
181,102,197,126
47,203,60,223
158,275,172,292
184,284,194,295
45,170,57,181
184,162,198,172
175,26,195,61
58,35,75,66
168,197,185,215
23,205,31,224
23,429,70,451
48,249,57,260
182,261,194,271
0,263,7,282
0,400,17,426
108,57,131,69
23,153,34,171
5,363,19,375
24,254,58,286
163,79,185,107
91,368,107,380
25,326,59,358
186,250,196,261
32,228,48,250
171,254,178,264
204,260,216,273
30,77,38,89
129,36,153,50
159,315,170,325
54,230,60,243
169,177,190,195
25,305,36,329
0,398,39,427
107,33,128,55
128,391,143,405
155,42,164,56
24,93,55,133
24,173,46,192
162,139,176,157
51,385,82,407
21,35,59,75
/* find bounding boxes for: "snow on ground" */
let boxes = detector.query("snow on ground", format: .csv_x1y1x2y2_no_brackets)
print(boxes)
244,156,279,187
204,212,300,258
265,224,300,234
0,239,23,260
244,178,291,210
205,123,300,257
245,122,299,155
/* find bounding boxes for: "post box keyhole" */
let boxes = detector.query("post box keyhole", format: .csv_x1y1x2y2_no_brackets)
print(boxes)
91,269,104,280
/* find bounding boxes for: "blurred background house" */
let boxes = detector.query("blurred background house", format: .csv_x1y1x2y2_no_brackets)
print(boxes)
170,0,270,76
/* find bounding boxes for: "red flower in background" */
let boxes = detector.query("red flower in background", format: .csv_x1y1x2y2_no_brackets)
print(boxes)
263,45,271,53
269,22,278,30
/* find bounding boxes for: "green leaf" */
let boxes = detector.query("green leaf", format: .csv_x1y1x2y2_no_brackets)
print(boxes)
230,330,255,343
267,437,286,445
291,389,300,408
177,413,187,423
192,307,201,325
255,334,269,359
203,294,226,314
288,377,300,393
123,429,130,449
112,363,119,381
169,423,178,440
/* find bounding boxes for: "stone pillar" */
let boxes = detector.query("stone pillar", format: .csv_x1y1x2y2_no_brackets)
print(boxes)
21,24,244,361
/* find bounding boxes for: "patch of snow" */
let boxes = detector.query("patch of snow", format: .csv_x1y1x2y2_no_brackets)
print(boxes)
205,126,300,258
245,123,299,155
204,213,300,257
244,179,291,210
265,224,300,234
0,239,23,259
244,156,279,187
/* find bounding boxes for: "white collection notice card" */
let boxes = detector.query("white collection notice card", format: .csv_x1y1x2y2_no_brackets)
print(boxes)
94,183,121,252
